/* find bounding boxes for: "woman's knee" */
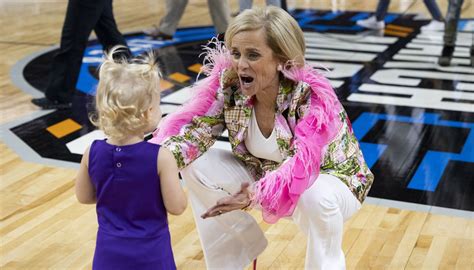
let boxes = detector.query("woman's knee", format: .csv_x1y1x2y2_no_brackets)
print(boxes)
299,175,343,215
180,156,203,181
181,149,227,180
299,175,361,222
180,149,247,194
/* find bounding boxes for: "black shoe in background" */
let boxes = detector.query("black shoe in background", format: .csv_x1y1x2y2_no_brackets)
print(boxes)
31,97,72,110
151,32,173,41
438,45,455,66
143,25,173,41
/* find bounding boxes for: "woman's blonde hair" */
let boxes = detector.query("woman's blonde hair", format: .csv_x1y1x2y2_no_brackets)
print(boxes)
91,46,162,141
225,6,306,67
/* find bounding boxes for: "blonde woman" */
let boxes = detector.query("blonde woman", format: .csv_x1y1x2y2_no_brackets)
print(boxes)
151,7,374,270
75,47,186,269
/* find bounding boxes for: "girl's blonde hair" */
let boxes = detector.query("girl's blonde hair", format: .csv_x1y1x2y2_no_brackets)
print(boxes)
225,6,306,67
91,46,162,141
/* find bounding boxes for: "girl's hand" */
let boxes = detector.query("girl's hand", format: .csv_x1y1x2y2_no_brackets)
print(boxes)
201,182,252,219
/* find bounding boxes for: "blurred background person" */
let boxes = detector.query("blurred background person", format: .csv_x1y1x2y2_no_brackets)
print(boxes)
31,0,130,110
234,0,281,16
438,0,473,67
356,0,444,30
144,0,230,40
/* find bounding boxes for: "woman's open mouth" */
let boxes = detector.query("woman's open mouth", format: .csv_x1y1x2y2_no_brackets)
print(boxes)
239,74,254,88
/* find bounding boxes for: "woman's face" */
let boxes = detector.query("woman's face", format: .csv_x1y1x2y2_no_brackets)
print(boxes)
230,28,281,97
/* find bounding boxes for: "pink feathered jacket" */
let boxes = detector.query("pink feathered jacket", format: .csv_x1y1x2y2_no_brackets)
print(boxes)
150,43,374,223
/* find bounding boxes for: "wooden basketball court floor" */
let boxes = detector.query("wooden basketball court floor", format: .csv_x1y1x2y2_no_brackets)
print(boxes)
1,0,473,269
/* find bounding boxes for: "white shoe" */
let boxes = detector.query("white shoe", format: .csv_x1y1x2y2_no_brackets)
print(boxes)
356,16,385,30
420,20,445,31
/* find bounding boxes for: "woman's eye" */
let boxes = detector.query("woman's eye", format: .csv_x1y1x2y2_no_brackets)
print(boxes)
231,52,241,59
248,53,259,60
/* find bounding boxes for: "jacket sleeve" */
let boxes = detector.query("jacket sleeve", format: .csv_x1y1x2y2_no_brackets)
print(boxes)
149,39,232,169
320,110,374,203
150,77,226,169
162,110,225,170
252,66,345,224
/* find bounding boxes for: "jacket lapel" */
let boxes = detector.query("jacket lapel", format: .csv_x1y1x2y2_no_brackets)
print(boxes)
228,75,295,169
273,79,294,160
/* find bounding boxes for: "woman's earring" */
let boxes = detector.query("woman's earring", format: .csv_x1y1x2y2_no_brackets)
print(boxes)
277,64,282,71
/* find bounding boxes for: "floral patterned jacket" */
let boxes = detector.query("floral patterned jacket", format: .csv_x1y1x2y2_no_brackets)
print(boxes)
151,44,374,223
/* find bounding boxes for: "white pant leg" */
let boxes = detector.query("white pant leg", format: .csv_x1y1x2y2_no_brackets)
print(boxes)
207,0,231,34
292,174,361,270
181,148,268,270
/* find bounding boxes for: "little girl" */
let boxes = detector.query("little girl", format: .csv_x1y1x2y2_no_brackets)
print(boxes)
75,46,187,270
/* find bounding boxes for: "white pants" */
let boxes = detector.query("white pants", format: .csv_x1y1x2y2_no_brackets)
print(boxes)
181,149,361,270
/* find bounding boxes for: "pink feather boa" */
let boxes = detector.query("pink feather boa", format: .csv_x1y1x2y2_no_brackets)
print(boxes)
150,41,342,223
253,64,342,223
150,39,232,144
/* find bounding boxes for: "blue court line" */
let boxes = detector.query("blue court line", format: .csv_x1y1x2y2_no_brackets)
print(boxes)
458,19,468,31
297,11,342,25
300,13,398,32
352,112,473,192
293,10,316,19
303,24,364,31
384,14,398,24
360,142,388,168
408,128,473,191
173,27,215,36
350,12,370,22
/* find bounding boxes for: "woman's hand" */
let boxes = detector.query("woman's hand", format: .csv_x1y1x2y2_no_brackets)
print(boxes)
201,182,252,219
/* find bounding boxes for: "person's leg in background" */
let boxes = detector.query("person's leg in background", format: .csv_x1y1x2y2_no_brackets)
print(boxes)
237,0,280,16
420,0,445,31
266,0,281,8
439,0,464,66
374,0,390,21
180,149,267,270
94,0,130,57
292,174,361,270
144,0,188,40
158,0,188,37
207,0,231,35
356,0,390,30
32,0,107,109
239,0,253,12
423,0,444,21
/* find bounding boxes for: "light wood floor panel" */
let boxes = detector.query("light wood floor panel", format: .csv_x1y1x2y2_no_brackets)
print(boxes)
1,1,473,269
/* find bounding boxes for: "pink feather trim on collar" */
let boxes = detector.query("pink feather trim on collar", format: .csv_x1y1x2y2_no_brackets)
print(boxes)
253,63,343,223
150,39,232,144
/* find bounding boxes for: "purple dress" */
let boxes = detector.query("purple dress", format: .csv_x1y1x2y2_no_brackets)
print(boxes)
88,139,176,270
